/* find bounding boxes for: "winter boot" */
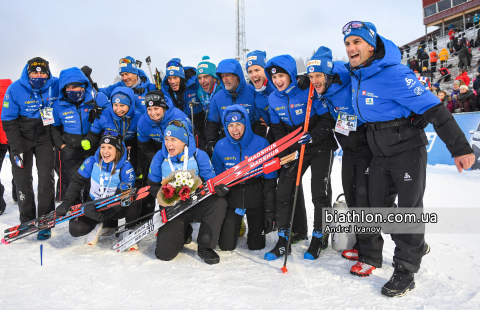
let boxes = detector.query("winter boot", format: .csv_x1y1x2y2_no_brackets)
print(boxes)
321,232,329,250
100,227,116,236
37,229,51,240
0,184,6,215
304,229,323,260
290,232,308,244
381,265,415,297
239,216,246,237
342,249,359,261
184,224,193,245
264,229,292,261
86,223,103,245
197,245,220,264
350,261,376,277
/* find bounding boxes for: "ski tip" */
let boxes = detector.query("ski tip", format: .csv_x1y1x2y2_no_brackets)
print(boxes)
1,239,9,245
281,266,288,273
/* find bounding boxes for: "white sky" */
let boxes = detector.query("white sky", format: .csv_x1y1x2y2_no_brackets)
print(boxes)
0,0,435,86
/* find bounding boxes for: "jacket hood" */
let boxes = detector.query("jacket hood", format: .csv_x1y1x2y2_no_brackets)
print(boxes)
265,54,299,97
58,67,94,103
161,119,197,162
346,35,401,79
161,66,197,91
94,141,128,171
109,87,137,120
19,62,55,91
216,59,247,94
221,104,254,149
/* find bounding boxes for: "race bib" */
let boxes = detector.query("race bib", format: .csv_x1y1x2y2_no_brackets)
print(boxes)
334,112,357,136
41,107,54,126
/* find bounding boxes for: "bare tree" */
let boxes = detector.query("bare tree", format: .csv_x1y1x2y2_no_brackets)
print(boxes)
113,75,121,84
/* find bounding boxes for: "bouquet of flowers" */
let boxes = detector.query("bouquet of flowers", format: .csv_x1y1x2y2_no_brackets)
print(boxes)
157,169,201,207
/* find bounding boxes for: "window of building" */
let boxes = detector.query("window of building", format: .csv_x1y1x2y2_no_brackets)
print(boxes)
424,3,437,17
453,0,468,6
437,0,452,12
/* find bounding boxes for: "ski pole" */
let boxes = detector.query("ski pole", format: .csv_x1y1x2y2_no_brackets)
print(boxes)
145,56,155,83
281,83,315,274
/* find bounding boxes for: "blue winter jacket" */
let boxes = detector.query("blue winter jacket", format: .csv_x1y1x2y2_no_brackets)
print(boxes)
78,142,135,200
99,69,156,115
51,67,110,149
196,79,222,114
266,55,337,154
137,96,193,161
1,62,59,155
89,87,141,141
346,36,440,123
212,105,277,180
148,120,216,183
253,80,275,125
161,67,203,116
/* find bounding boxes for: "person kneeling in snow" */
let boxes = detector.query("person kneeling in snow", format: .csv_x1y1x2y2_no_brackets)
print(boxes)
147,120,227,264
56,132,141,250
212,105,277,252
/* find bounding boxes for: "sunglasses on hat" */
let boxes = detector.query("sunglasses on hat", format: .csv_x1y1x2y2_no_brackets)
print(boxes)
168,119,187,128
103,130,119,137
166,60,183,68
342,21,371,35
119,58,134,65
145,93,164,102
224,112,244,123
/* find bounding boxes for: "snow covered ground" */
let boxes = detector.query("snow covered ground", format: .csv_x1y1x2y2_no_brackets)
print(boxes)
1,157,479,309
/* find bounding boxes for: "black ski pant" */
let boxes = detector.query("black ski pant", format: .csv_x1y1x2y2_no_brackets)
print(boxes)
0,144,8,212
359,146,427,272
341,151,372,251
218,207,265,251
69,202,142,237
155,195,227,261
12,139,55,223
60,150,90,204
430,62,437,73
276,150,334,232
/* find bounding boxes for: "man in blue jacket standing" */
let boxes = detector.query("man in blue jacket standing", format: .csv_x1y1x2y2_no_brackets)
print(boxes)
1,57,59,239
342,21,474,297
99,56,156,114
204,59,256,156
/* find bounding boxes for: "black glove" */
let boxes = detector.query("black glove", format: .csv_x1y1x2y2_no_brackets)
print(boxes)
83,204,105,222
214,184,229,197
264,210,276,234
56,201,72,216
412,114,429,129
88,106,103,123
206,140,216,157
296,73,310,91
81,66,92,78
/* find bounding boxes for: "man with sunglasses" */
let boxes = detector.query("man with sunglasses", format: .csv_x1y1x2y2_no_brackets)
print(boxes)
161,58,205,135
204,59,256,157
342,21,474,297
99,56,156,114
1,57,59,240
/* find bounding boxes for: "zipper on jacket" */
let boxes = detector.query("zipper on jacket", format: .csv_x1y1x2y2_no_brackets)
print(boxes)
354,73,366,122
76,106,84,135
285,95,295,126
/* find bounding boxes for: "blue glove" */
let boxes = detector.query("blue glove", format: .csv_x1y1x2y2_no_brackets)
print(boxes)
298,132,313,145
14,153,24,168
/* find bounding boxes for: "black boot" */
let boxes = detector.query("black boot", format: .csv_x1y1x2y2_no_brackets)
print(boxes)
0,184,5,215
304,229,323,260
321,232,329,250
381,265,415,297
264,229,292,261
184,224,193,245
197,245,220,265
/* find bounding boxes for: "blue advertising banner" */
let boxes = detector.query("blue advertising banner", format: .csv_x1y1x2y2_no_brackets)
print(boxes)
425,112,480,169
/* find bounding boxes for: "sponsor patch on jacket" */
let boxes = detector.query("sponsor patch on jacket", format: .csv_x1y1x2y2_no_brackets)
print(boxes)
366,98,374,105
126,168,134,174
80,164,85,170
295,109,303,115
3,101,8,108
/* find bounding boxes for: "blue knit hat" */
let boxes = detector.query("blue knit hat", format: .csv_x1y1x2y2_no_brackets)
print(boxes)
224,110,246,127
111,92,131,107
246,50,267,69
165,121,189,145
307,46,333,75
343,22,377,51
165,58,185,79
119,56,139,75
197,56,217,79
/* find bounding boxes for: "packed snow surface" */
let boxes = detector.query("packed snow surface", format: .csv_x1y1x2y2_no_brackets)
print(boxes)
1,158,479,309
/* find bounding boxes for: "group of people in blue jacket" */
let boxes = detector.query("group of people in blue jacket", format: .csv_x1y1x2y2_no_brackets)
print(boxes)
1,21,476,297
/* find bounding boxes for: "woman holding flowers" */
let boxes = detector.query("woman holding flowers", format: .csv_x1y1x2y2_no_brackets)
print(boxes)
147,119,227,264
